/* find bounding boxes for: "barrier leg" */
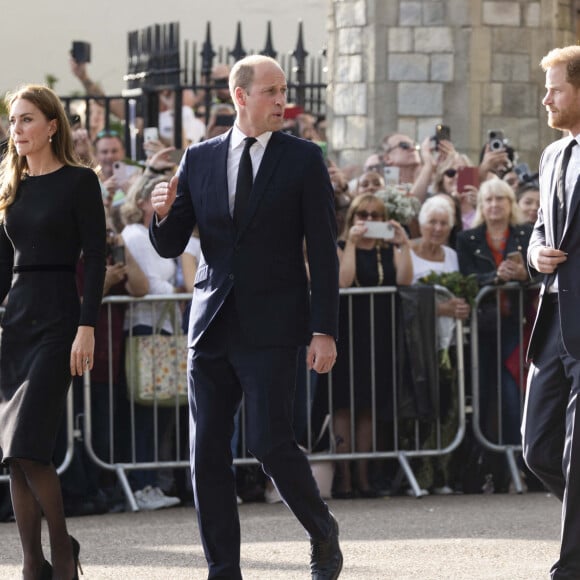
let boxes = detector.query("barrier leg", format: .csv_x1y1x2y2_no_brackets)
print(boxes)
397,453,427,498
505,447,524,494
116,466,139,512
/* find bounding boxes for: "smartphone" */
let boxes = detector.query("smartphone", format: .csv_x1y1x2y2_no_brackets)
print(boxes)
71,41,91,64
506,251,523,266
383,166,400,186
363,221,395,240
111,245,125,265
435,124,451,143
112,161,138,187
143,127,160,143
457,166,480,193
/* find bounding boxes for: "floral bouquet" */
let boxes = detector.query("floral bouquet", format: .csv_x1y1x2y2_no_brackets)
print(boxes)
418,270,479,305
374,185,421,225
419,270,479,369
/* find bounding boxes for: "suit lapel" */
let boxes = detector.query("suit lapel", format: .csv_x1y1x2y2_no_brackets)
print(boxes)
562,175,580,246
211,131,232,221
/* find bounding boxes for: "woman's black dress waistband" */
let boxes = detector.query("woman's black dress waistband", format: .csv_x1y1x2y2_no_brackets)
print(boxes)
13,264,76,273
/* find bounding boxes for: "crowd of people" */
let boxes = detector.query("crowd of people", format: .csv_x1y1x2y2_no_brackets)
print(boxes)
0,59,543,523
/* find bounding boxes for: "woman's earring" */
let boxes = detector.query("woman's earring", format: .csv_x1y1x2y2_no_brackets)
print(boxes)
49,135,52,143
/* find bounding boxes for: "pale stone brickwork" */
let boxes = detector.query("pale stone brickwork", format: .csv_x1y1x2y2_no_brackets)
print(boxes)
326,0,576,171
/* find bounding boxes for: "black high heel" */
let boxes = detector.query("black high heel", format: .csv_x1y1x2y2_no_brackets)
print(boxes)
69,535,83,579
39,559,53,580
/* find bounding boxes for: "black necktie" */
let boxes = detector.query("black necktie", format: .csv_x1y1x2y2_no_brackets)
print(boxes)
233,137,257,228
556,139,576,245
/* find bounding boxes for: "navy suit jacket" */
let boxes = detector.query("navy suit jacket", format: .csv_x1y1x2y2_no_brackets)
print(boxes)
528,136,580,360
150,129,339,349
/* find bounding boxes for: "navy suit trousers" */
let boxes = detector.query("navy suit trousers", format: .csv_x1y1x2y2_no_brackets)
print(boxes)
522,300,580,579
189,292,331,579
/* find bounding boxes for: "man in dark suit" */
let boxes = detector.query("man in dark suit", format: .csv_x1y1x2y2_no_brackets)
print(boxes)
149,55,342,579
523,45,580,579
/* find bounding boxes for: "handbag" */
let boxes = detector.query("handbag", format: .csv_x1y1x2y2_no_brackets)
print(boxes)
125,302,189,407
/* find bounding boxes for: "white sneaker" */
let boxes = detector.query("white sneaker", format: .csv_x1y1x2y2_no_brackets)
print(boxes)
433,485,454,495
151,487,181,508
134,486,181,510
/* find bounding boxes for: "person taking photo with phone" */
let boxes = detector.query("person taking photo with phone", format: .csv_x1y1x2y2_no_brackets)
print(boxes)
456,177,531,454
331,193,412,498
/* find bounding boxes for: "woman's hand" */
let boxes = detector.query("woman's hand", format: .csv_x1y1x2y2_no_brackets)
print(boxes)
439,297,470,320
70,325,95,377
348,219,368,245
497,257,528,282
389,219,409,247
146,144,178,172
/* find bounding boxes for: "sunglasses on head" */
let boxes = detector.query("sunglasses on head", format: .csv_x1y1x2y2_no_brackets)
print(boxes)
95,129,121,140
444,169,458,178
355,210,383,220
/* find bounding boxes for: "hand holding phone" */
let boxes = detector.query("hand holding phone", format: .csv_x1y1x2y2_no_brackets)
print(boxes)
506,251,523,266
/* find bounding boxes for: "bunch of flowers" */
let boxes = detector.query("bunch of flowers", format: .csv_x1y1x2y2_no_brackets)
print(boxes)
374,185,421,225
419,270,479,306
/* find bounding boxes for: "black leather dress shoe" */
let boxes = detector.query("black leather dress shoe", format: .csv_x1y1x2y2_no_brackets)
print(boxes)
310,513,343,579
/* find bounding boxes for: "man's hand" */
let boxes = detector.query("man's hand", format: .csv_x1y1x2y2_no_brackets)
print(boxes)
151,175,178,220
531,246,567,274
306,334,337,374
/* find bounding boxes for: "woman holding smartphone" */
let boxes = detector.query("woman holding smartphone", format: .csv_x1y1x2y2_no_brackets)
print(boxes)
331,194,412,498
456,178,532,454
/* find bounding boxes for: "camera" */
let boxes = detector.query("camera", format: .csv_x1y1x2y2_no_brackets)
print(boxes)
488,130,506,152
71,41,91,64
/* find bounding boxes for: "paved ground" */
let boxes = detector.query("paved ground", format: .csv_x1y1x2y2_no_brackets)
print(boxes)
0,492,562,579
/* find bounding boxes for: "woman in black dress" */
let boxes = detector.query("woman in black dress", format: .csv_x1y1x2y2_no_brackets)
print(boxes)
0,86,106,579
332,194,413,498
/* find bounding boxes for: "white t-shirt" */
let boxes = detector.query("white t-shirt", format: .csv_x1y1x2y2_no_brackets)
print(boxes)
410,245,459,284
158,106,206,145
122,223,177,333
411,245,459,349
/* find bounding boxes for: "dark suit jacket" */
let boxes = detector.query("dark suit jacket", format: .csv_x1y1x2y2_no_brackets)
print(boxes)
149,129,339,349
527,136,580,360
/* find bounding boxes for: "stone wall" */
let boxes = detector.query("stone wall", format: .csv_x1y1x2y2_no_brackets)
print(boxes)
327,0,576,171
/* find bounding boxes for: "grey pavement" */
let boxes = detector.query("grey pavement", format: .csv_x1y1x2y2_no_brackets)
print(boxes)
0,492,561,579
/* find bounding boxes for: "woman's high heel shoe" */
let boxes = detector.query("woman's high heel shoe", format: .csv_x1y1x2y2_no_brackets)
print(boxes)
69,535,83,579
39,560,53,580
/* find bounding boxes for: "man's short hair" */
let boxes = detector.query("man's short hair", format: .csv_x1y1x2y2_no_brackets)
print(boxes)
541,46,580,88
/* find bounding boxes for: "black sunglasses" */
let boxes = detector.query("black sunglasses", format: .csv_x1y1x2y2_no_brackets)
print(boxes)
386,141,417,153
355,210,384,220
444,169,458,178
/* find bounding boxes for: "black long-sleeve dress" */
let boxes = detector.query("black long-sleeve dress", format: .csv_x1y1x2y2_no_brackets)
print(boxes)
0,165,106,464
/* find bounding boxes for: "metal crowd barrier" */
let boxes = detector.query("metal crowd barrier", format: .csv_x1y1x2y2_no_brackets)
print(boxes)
75,287,466,509
469,282,540,494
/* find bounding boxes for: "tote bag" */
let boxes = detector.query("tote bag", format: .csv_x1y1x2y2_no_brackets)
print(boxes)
125,302,188,406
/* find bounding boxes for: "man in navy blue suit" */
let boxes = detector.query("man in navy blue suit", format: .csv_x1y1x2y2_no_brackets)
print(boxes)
523,45,580,579
149,55,342,579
